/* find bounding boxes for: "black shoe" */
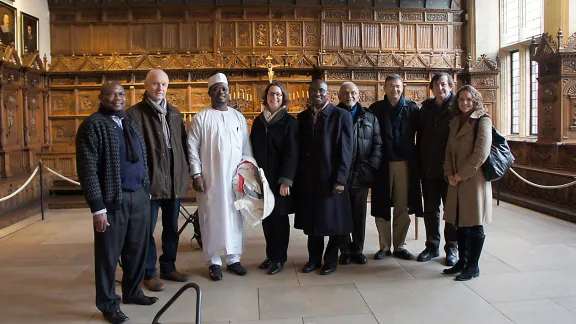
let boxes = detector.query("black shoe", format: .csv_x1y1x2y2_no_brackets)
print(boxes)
209,265,223,281
320,263,337,275
351,253,368,264
302,261,321,273
445,251,457,267
455,266,480,281
339,253,351,265
227,262,247,276
102,310,129,324
374,249,391,260
443,260,466,274
417,248,440,262
259,258,272,269
393,249,415,260
122,295,158,305
268,262,284,275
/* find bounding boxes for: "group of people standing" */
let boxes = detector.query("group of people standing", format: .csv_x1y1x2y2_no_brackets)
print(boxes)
76,70,493,324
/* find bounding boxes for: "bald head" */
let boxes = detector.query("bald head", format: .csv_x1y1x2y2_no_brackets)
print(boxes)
309,79,329,108
99,81,126,112
145,69,169,102
338,82,360,109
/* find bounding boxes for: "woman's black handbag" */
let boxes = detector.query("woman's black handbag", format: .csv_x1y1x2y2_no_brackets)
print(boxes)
474,116,515,181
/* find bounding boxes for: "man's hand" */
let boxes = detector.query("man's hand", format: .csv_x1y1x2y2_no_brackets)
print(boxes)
94,213,110,233
333,183,345,194
454,173,462,182
280,184,291,196
193,176,206,192
448,175,458,186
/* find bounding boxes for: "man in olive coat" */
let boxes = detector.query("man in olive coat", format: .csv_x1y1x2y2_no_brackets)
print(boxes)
126,69,190,291
294,79,354,275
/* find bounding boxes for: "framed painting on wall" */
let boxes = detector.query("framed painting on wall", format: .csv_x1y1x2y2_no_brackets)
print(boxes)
0,2,16,47
21,12,38,54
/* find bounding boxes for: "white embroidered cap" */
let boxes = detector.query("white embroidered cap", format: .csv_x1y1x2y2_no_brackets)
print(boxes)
207,73,228,88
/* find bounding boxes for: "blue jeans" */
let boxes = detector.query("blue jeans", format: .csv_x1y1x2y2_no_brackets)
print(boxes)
144,198,180,279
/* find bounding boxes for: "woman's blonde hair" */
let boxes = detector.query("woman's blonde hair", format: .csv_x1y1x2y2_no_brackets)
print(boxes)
455,85,487,115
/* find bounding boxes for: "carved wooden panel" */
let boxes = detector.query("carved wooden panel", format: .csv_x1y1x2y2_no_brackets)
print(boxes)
165,88,188,111
324,23,341,48
272,22,286,46
343,23,361,48
418,25,432,50
198,23,214,50
220,22,235,48
382,25,399,49
50,91,75,116
400,25,416,49
363,24,380,48
255,22,269,47
4,91,21,147
289,22,302,47
304,22,320,47
404,84,428,104
77,91,100,114
50,120,76,145
434,25,450,49
238,22,252,47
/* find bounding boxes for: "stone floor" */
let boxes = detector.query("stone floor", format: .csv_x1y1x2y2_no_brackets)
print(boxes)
1,201,576,324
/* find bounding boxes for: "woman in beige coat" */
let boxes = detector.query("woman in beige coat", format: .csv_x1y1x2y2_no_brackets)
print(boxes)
442,85,492,281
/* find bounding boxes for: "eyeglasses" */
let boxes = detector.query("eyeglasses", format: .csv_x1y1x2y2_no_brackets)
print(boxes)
457,99,474,103
267,92,283,97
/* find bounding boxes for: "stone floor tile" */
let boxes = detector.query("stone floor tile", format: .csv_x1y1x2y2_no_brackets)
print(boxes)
258,284,370,320
493,299,576,324
303,313,378,324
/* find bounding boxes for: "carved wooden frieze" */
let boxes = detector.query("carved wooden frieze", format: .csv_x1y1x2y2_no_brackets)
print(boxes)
563,60,576,74
376,12,398,21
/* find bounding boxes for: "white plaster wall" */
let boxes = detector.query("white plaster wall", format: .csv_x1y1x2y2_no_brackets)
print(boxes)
0,0,50,62
473,0,500,58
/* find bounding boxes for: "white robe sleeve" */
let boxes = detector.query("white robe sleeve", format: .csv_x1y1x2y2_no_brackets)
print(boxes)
241,114,253,159
187,113,203,175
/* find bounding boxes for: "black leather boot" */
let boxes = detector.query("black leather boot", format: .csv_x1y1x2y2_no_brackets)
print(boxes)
456,227,485,281
443,227,468,275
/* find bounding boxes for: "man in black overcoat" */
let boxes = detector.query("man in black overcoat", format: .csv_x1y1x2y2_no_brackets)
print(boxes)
369,74,423,261
294,79,354,275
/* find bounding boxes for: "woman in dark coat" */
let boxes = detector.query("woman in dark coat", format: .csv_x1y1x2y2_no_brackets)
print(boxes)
250,82,299,275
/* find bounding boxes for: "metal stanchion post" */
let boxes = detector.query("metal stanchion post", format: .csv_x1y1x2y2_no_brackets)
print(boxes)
39,160,45,221
497,180,500,206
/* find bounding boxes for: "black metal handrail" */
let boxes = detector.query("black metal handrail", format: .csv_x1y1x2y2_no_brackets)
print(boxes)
152,282,202,324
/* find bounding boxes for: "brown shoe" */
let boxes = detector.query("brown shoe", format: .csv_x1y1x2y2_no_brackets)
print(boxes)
143,278,164,292
160,270,190,282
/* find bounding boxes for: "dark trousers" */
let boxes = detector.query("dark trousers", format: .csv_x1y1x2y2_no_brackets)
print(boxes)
144,198,180,279
308,235,345,265
341,187,368,255
94,188,150,313
262,210,290,263
422,177,457,253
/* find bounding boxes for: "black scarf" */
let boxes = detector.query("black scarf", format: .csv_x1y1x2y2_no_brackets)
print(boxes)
98,105,140,163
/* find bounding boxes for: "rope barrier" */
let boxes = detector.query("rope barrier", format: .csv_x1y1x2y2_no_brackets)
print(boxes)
509,168,576,189
0,167,39,202
44,167,80,186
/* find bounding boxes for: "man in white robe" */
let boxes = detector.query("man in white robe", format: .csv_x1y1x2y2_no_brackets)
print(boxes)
187,73,253,281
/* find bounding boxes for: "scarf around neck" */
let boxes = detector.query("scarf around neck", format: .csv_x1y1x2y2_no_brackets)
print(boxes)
98,105,140,163
145,93,171,149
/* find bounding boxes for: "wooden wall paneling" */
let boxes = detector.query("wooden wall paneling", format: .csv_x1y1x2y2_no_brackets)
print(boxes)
363,23,380,49
163,23,180,50
51,25,72,54
433,24,449,50
238,22,252,48
400,24,415,50
417,24,432,50
324,23,341,48
254,22,269,47
72,25,92,54
288,22,302,47
304,22,320,48
198,22,215,50
220,22,235,48
77,90,100,114
404,83,428,104
271,22,287,47
180,23,198,51
146,23,163,51
343,23,361,49
165,88,188,111
110,25,130,52
92,24,111,53
381,24,399,49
